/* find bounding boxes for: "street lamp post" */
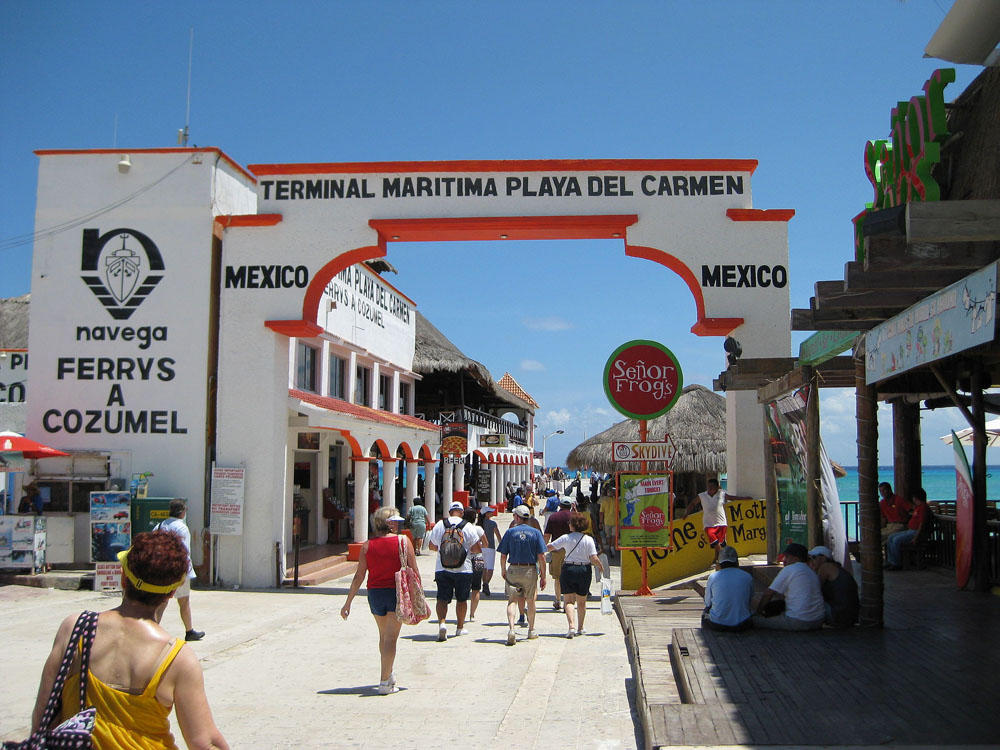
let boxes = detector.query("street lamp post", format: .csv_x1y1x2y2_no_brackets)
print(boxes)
541,429,564,469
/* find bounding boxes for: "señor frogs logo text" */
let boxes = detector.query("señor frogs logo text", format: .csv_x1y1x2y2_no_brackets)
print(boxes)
603,340,683,420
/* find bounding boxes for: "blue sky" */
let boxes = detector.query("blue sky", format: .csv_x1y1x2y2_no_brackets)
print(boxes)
0,1,987,469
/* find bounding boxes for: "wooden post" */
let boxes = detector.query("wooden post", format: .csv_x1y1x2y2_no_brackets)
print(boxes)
763,408,779,563
855,341,883,627
805,367,822,549
893,399,921,505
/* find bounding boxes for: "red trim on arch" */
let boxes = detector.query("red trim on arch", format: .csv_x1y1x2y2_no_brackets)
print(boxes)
369,215,638,243
726,208,796,222
399,443,416,462
420,445,437,462
473,449,488,463
248,158,759,176
215,213,282,227
265,320,323,337
625,244,744,337
301,246,385,324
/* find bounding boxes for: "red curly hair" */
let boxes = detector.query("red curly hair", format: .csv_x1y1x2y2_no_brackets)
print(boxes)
123,531,189,605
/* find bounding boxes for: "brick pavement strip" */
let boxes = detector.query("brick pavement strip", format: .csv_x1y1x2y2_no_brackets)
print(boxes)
0,550,642,750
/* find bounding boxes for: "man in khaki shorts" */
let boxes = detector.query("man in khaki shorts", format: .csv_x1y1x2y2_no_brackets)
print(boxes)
498,505,547,645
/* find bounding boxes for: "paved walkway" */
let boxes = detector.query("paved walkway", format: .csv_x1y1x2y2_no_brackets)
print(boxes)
0,532,642,750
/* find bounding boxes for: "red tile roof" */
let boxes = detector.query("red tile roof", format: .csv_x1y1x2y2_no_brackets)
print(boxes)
290,389,440,432
497,373,538,408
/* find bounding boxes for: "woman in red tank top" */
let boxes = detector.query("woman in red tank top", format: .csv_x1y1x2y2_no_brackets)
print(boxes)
341,506,417,695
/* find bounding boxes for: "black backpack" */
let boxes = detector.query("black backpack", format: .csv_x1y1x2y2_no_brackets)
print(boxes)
439,520,469,569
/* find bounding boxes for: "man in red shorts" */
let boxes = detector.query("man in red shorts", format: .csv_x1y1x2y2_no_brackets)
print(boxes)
684,478,729,564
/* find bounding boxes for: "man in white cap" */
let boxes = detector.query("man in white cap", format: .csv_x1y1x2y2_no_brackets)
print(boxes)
497,505,547,645
428,501,483,641
702,546,754,631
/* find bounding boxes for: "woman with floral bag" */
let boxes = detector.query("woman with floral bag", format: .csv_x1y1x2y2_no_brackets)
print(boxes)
341,507,418,695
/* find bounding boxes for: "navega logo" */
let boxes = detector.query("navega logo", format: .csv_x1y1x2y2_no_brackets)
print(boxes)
81,228,164,320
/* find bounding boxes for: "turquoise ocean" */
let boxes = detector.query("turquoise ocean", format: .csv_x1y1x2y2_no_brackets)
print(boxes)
833,465,1000,503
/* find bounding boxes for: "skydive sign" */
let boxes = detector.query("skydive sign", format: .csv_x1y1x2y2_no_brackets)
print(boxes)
603,340,683,420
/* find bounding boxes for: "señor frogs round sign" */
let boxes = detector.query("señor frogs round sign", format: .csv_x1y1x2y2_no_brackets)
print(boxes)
603,340,683,420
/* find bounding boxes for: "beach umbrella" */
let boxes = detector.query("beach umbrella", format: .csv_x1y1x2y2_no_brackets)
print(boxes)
0,431,70,459
939,418,1000,447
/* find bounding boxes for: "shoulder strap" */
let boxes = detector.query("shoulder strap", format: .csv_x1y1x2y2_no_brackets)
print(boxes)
397,534,408,568
141,639,186,698
40,611,98,727
455,520,467,531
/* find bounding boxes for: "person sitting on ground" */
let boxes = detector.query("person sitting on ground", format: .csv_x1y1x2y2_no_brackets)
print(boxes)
807,545,859,627
878,481,912,546
702,546,754,632
885,488,931,571
28,531,229,749
752,543,825,631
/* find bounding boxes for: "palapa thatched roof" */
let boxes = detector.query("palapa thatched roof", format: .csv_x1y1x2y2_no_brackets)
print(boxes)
0,295,30,348
414,311,533,412
566,384,726,474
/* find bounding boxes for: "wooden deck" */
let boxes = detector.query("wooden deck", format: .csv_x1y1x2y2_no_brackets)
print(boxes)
617,566,1000,748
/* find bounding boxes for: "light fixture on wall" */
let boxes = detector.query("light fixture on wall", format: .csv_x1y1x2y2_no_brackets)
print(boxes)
117,154,132,173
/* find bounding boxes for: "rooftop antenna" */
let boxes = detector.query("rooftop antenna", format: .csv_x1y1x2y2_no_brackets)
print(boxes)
177,28,193,146
113,113,118,148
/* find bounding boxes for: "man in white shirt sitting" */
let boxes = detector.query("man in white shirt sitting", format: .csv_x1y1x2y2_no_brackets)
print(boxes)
752,543,825,631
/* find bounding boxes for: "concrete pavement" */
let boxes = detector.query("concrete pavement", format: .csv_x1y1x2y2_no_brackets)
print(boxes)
1,529,642,750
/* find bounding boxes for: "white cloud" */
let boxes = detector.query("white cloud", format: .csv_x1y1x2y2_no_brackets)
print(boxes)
522,316,572,332
520,359,545,371
538,408,572,428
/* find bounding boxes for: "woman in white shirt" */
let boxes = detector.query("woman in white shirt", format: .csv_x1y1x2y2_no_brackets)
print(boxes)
547,513,603,638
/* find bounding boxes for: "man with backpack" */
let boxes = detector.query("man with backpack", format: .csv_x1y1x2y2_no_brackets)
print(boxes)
428,501,483,641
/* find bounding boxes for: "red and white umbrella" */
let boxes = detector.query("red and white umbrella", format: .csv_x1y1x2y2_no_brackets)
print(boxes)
0,431,70,459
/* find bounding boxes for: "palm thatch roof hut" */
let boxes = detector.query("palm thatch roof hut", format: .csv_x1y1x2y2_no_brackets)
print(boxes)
566,384,726,505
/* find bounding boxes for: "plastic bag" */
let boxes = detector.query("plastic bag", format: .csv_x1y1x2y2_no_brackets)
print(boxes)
600,576,613,615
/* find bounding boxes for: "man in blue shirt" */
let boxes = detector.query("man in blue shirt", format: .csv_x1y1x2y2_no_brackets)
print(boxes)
498,505,547,645
702,546,754,632
541,488,560,516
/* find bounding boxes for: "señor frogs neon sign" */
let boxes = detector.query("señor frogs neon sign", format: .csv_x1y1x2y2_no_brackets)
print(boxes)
853,68,956,260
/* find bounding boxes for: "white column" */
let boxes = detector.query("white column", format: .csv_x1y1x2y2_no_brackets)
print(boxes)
382,459,397,508
391,371,401,413
424,461,438,525
442,458,454,509
347,352,358,403
353,458,369,543
405,459,419,513
491,462,500,507
455,458,465,492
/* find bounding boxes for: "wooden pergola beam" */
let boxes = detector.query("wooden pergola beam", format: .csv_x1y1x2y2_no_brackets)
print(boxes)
843,261,969,291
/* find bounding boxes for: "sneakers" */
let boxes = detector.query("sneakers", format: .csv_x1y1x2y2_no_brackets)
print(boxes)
506,629,516,646
527,630,538,640
455,628,469,637
185,630,205,642
377,680,399,695
576,628,586,636
566,629,575,639
437,624,448,642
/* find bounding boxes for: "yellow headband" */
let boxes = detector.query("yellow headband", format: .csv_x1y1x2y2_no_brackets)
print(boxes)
117,549,186,593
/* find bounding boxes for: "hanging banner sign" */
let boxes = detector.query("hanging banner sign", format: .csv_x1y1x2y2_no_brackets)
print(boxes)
612,436,677,466
953,432,973,589
603,340,683,420
480,433,508,448
617,473,673,548
865,262,997,384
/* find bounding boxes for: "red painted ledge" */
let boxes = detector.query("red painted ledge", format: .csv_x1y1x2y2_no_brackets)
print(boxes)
726,209,796,222
215,213,283,227
265,320,323,337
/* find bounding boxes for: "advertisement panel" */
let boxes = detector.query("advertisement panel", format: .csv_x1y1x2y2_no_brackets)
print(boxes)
90,491,132,562
210,466,245,536
617,473,673,549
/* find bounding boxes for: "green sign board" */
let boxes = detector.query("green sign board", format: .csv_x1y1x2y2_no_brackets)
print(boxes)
617,473,673,548
798,331,857,366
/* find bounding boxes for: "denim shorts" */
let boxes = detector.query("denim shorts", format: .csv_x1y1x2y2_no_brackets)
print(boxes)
367,587,397,616
435,571,473,603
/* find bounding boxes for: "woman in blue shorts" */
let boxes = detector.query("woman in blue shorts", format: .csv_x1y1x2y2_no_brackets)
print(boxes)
341,507,417,694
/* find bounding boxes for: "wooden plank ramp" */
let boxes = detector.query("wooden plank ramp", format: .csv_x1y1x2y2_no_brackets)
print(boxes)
616,568,1000,749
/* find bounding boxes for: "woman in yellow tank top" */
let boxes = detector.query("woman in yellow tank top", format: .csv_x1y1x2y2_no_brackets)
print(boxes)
28,531,229,750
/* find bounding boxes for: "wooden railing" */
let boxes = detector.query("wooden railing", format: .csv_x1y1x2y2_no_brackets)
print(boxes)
415,406,528,446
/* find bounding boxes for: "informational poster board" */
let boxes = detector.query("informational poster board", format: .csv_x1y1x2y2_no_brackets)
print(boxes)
95,561,122,592
90,491,132,562
0,515,45,571
210,467,245,536
617,473,673,549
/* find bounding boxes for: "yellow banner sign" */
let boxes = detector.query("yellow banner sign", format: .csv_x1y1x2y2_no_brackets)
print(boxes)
621,498,766,590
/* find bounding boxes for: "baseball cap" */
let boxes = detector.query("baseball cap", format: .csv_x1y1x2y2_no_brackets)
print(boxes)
718,546,739,564
783,543,809,560
559,497,573,507
480,506,495,515
387,514,405,523
808,545,832,559
544,489,556,496
449,501,464,511
512,505,530,518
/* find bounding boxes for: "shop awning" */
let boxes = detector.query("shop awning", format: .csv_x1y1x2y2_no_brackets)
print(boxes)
289,389,439,432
